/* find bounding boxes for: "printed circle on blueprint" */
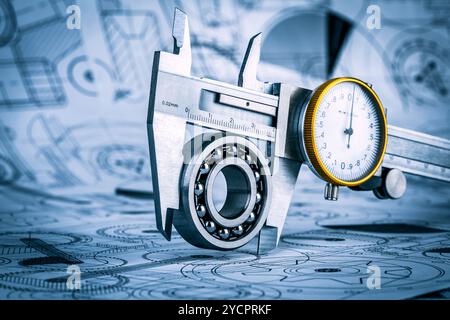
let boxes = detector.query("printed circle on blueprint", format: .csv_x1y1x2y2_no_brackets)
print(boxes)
286,206,348,224
0,231,92,249
276,256,446,290
26,119,150,187
187,251,446,296
96,224,181,244
281,230,388,248
131,283,281,300
0,156,20,185
0,211,59,228
180,249,309,285
423,247,450,261
132,249,272,299
143,248,259,267
0,270,129,299
94,144,148,179
0,231,129,273
0,257,11,266
77,122,150,181
421,236,450,261
388,31,450,107
67,56,116,97
0,0,17,47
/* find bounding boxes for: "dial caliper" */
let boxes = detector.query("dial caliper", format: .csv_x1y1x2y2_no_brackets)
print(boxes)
147,9,450,252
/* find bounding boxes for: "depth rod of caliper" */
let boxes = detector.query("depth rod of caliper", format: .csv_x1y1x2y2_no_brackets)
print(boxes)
383,125,450,182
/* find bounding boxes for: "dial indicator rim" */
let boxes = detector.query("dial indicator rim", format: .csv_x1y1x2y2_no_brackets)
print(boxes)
303,77,388,186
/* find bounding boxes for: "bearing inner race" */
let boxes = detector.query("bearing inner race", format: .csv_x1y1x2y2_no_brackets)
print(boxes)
205,157,257,228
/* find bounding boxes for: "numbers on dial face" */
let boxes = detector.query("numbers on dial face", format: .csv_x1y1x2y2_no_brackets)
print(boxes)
313,81,383,182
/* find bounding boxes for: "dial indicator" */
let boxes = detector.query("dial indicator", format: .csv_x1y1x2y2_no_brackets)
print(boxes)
302,78,387,186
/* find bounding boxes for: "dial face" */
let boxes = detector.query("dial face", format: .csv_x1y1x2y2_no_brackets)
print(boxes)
305,79,387,185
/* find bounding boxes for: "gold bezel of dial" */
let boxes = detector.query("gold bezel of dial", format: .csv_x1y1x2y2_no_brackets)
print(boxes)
303,77,388,187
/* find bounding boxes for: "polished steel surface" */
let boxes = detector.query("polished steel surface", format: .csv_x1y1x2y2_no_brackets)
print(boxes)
148,8,450,252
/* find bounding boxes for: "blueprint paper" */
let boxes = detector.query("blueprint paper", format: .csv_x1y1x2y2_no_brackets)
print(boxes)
0,0,449,299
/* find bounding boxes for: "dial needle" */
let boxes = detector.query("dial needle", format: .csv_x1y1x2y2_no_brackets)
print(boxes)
345,85,355,149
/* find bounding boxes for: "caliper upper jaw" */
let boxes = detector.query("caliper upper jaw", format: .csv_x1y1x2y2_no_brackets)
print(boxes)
238,33,265,92
147,8,192,240
238,32,274,95
157,7,191,76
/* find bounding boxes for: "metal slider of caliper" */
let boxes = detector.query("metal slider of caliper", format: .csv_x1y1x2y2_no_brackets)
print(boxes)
352,125,450,199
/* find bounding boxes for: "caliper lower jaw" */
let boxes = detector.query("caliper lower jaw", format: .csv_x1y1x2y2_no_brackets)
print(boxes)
258,157,302,252
259,83,312,253
147,8,192,240
147,110,185,240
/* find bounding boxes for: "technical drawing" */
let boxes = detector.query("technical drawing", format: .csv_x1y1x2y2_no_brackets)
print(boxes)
0,0,448,300
67,55,117,98
0,0,16,46
0,0,81,109
23,115,150,188
99,5,163,103
388,31,450,108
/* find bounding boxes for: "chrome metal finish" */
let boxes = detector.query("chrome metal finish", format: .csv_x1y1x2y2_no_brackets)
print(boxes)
177,135,272,250
374,168,407,200
384,125,450,182
324,183,339,201
147,8,450,252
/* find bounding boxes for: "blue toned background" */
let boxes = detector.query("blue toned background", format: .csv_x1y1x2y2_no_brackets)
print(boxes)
0,0,449,299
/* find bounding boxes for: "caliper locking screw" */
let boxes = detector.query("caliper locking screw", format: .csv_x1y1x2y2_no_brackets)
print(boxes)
324,183,339,201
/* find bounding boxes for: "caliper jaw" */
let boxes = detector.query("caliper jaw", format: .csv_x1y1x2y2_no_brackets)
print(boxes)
158,8,191,76
260,85,313,252
147,8,192,240
237,34,312,252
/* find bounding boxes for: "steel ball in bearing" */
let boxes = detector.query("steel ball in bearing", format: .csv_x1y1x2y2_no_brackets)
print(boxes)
218,228,230,239
247,212,256,223
196,204,206,218
200,163,210,174
194,183,204,196
205,221,216,233
255,192,262,204
243,154,253,165
211,148,223,161
232,225,244,236
226,145,238,157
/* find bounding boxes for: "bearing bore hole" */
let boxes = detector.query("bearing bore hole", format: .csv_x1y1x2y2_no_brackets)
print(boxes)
211,164,252,219
212,171,227,212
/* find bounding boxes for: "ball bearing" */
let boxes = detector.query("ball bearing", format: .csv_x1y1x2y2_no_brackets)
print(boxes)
176,135,272,250
194,143,265,240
